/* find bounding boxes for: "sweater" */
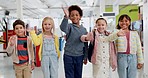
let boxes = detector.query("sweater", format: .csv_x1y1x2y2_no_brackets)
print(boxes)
115,30,144,64
29,30,60,61
6,35,34,64
60,17,87,56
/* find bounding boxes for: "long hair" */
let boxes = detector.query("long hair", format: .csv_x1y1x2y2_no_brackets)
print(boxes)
116,14,132,30
42,17,55,34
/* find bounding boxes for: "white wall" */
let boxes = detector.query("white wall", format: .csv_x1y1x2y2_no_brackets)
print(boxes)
143,1,148,78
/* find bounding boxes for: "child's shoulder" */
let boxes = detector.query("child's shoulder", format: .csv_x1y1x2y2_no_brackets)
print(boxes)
53,34,59,38
10,35,17,39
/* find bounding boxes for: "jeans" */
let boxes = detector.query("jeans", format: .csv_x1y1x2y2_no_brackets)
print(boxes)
63,54,84,78
41,55,58,78
117,54,137,78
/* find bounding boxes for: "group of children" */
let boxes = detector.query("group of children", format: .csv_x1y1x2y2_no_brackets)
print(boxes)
6,5,143,78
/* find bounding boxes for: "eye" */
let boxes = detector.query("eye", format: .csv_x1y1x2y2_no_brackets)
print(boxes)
15,28,18,30
20,27,23,29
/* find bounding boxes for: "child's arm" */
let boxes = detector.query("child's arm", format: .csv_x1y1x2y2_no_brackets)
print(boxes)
29,30,41,46
54,35,60,58
29,37,35,63
60,17,69,34
107,29,125,41
28,37,35,70
135,31,144,69
6,36,15,56
81,32,93,42
60,7,70,34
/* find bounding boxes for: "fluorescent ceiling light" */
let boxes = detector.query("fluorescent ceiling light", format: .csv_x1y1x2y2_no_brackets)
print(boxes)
0,6,2,9
39,9,48,13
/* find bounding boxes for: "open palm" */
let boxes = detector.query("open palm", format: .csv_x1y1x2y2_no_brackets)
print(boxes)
62,6,69,18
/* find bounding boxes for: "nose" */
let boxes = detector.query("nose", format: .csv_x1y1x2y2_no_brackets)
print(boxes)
122,21,126,24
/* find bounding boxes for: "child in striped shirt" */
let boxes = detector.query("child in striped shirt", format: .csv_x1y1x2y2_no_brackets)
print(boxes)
6,19,35,78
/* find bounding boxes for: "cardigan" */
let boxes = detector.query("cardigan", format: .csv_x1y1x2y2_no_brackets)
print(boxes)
115,30,144,64
81,31,118,69
6,35,34,64
29,30,60,61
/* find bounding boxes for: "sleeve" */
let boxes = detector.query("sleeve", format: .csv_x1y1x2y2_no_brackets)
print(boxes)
28,37,35,63
80,28,89,42
81,32,93,42
60,17,69,34
80,35,87,42
83,42,88,60
107,31,119,41
6,36,15,56
54,35,60,58
135,31,144,64
29,30,41,46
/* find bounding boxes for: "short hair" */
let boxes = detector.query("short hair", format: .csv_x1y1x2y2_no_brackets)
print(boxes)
116,14,131,30
13,19,25,29
68,5,83,17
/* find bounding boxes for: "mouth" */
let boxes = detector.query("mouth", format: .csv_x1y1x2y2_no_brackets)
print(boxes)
122,25,127,27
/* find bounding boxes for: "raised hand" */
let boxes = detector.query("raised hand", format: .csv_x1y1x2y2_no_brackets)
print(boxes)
9,36,16,46
26,27,34,32
62,6,69,18
117,29,125,37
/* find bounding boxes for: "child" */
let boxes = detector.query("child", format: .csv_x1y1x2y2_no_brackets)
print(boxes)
115,14,144,78
81,18,125,78
60,5,88,78
29,17,60,78
6,19,35,78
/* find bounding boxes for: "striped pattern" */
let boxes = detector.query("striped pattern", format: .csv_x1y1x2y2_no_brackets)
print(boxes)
17,37,29,64
115,31,144,63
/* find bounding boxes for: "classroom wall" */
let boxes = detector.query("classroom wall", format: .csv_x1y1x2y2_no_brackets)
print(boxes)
105,5,139,24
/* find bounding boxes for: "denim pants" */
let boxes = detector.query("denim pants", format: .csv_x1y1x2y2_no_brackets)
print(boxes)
41,38,58,78
117,53,137,78
63,54,84,78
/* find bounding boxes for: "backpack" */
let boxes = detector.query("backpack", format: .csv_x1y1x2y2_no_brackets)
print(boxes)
88,31,95,62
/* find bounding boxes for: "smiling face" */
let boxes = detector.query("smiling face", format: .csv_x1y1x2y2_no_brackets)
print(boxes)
14,25,25,37
117,14,131,30
96,19,107,34
69,10,81,25
119,17,131,30
42,18,54,33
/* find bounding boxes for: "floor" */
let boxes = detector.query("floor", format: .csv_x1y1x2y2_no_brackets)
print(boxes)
0,52,94,78
0,44,143,78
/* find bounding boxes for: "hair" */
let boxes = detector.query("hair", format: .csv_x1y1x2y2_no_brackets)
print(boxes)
68,5,83,17
95,18,109,35
95,18,107,24
116,14,131,30
42,17,55,33
13,19,25,30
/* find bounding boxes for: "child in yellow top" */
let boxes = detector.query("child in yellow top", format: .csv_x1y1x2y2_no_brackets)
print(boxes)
28,17,60,78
